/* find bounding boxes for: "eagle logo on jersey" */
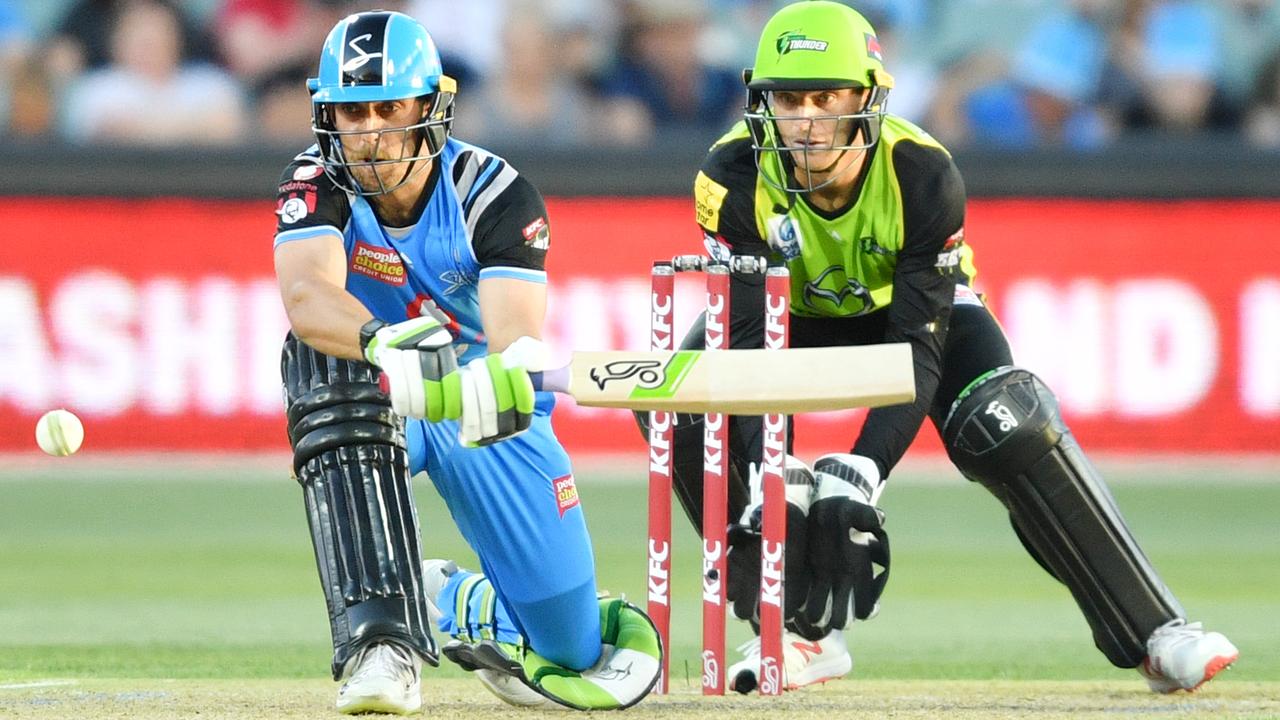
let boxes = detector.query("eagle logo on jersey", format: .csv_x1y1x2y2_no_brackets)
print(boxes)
802,265,876,315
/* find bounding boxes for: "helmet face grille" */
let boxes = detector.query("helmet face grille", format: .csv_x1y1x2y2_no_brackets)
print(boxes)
744,86,889,194
312,91,455,197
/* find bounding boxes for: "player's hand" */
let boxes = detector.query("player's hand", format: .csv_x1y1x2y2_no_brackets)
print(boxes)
801,453,890,633
725,455,814,629
455,337,543,447
362,317,462,421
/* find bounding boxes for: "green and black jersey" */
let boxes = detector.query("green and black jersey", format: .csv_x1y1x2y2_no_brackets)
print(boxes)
694,115,974,475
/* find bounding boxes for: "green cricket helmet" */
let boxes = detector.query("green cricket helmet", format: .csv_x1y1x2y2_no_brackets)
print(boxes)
744,1,895,192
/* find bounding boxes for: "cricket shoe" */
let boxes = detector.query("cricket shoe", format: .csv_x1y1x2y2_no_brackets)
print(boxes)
727,629,852,693
1138,619,1239,693
423,558,555,709
336,641,422,715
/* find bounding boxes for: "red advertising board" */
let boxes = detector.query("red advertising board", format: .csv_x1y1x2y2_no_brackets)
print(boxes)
1,197,1277,457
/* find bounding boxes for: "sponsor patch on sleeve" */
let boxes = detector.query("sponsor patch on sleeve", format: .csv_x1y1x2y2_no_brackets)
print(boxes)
703,233,732,262
694,171,729,232
554,474,580,517
275,181,317,224
522,216,550,250
954,283,984,307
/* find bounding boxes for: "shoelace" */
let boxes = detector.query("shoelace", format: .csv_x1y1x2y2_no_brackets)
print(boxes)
347,643,417,683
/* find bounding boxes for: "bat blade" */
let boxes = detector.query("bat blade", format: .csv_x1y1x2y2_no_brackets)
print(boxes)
534,344,915,413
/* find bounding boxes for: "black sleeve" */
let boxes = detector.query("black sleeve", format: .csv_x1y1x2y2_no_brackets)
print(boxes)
470,174,550,272
853,140,966,477
273,154,350,239
694,137,773,349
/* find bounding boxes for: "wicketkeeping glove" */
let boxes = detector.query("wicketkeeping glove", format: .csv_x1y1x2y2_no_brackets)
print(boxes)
725,455,814,629
800,453,890,634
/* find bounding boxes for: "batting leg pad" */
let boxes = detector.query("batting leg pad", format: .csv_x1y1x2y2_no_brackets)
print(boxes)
282,335,438,678
942,366,1184,668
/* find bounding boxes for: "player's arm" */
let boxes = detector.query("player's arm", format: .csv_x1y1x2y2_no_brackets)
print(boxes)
275,236,372,360
852,141,966,477
272,161,370,360
479,277,545,352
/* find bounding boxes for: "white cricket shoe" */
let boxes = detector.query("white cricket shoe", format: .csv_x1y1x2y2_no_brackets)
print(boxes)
336,641,422,715
422,558,456,626
1139,619,1239,693
728,629,852,693
423,558,556,709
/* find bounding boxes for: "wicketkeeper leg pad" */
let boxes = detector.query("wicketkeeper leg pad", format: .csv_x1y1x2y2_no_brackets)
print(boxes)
282,334,438,678
943,366,1184,668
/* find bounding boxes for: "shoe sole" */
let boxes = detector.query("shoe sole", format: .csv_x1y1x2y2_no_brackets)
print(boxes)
337,693,421,715
1144,651,1239,694
729,657,853,694
1188,652,1240,693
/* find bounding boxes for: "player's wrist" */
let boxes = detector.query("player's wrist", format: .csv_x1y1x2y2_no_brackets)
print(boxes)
813,453,882,504
359,318,389,364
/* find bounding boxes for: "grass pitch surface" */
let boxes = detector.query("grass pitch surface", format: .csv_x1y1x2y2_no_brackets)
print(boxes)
1,456,1276,718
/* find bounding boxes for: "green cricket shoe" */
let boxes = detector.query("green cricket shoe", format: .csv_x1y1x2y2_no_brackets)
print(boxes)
520,597,663,710
440,597,662,711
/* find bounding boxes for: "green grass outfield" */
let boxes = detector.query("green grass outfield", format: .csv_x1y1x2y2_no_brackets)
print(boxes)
1,456,1277,718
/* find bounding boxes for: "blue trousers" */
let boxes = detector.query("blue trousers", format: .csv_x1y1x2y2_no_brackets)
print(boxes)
406,395,601,670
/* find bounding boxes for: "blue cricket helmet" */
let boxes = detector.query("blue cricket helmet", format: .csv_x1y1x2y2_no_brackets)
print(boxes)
308,10,456,195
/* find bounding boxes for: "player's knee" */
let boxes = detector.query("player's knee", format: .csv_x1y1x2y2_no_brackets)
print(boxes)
515,579,603,671
942,366,1065,487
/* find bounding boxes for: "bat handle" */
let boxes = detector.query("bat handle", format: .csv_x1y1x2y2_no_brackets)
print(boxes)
527,365,569,394
378,366,570,395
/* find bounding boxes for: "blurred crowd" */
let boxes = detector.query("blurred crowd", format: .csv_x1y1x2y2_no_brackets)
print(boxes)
2,0,1280,150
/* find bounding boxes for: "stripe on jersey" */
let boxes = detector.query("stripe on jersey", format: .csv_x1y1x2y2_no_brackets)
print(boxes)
479,267,547,284
464,164,518,239
340,13,390,87
274,225,344,248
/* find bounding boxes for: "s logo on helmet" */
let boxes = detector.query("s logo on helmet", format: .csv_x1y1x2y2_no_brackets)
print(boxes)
342,33,383,72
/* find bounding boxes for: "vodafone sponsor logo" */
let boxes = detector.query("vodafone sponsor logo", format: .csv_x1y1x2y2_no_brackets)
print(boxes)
554,474,580,516
351,241,407,286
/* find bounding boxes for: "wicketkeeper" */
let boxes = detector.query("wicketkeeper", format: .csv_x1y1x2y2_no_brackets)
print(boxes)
273,10,660,714
646,0,1238,695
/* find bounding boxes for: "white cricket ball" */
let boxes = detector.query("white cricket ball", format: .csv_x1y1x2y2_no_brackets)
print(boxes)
35,409,85,456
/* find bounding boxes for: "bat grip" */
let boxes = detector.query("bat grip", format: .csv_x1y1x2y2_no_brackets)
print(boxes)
527,365,569,394
378,366,570,395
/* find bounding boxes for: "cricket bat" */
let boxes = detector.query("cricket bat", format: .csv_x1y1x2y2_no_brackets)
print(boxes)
530,343,915,413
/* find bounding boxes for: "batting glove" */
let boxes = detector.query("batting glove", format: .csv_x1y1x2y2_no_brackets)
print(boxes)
455,337,542,447
362,316,461,421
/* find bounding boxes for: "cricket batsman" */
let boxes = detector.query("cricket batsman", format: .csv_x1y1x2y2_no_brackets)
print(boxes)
651,0,1239,694
273,10,659,713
